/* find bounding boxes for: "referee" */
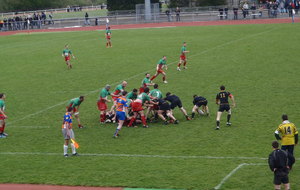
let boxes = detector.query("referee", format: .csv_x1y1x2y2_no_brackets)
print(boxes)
268,141,295,190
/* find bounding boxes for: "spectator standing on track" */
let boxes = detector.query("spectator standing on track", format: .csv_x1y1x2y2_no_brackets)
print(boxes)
233,7,238,20
175,7,181,21
251,3,257,19
268,141,295,190
224,7,228,19
218,8,224,20
84,12,90,25
166,10,171,22
242,2,249,19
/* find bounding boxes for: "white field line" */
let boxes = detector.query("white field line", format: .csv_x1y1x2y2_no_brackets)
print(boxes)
7,27,275,126
214,163,268,190
8,126,50,129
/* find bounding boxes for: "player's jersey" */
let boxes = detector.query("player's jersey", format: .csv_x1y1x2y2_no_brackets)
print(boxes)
216,91,232,104
100,88,111,99
63,112,73,129
157,58,166,70
0,99,5,112
276,121,298,145
113,84,124,96
116,97,128,112
165,94,180,104
181,46,187,55
62,49,72,57
150,89,163,99
137,92,150,104
141,77,151,88
68,97,82,107
126,91,137,100
193,96,207,105
106,29,111,35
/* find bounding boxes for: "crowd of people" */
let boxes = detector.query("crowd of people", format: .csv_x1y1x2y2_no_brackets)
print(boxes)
0,12,54,31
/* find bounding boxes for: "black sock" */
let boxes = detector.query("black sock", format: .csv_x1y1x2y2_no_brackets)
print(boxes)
227,115,231,122
191,112,195,118
216,121,220,127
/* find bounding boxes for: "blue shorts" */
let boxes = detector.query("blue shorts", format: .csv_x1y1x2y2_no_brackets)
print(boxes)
116,111,126,121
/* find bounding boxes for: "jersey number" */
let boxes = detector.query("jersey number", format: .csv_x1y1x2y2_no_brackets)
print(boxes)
220,93,226,98
284,126,292,135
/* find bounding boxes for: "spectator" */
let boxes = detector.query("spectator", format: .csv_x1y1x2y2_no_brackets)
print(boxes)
251,3,257,19
175,7,180,21
233,7,238,20
288,2,293,17
295,0,299,14
165,10,171,22
0,19,3,31
218,8,224,20
224,7,228,19
48,12,54,25
84,12,90,25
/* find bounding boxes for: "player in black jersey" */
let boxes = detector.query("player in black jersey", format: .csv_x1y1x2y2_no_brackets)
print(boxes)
192,95,209,119
155,99,179,124
215,85,236,130
165,92,191,120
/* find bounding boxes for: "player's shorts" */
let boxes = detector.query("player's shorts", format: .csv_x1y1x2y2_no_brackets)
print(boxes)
170,99,183,109
0,114,5,120
180,55,186,61
66,105,77,113
106,36,111,40
65,56,70,61
62,128,75,140
196,100,208,107
131,102,143,112
116,111,126,121
152,104,159,110
274,169,289,185
157,69,164,74
159,103,171,111
139,87,145,94
97,100,107,111
218,104,230,112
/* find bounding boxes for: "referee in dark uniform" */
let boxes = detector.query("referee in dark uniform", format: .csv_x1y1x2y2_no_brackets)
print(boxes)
268,141,295,190
215,85,235,130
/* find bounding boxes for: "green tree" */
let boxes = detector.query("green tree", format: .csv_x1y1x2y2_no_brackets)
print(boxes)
107,0,159,11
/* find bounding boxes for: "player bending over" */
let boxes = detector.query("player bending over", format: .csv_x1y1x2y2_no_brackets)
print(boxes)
67,96,85,128
155,98,179,125
165,92,191,120
215,85,236,130
62,44,75,69
62,107,79,157
192,95,209,118
98,85,118,124
150,56,168,84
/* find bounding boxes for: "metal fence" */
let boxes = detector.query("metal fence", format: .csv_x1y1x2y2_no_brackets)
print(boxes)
0,8,298,32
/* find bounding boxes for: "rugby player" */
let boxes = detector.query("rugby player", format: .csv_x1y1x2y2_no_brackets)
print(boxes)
106,26,112,48
62,44,75,69
177,42,189,71
0,93,8,138
165,92,191,120
140,73,154,93
113,91,128,138
66,96,85,128
192,95,209,118
150,56,168,84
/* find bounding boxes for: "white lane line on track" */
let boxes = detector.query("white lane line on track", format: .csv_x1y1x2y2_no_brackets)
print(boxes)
7,27,275,125
214,163,268,190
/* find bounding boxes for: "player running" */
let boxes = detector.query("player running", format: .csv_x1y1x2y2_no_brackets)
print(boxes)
113,91,128,138
128,87,152,128
150,56,168,84
215,85,236,130
105,26,112,48
140,73,154,93
165,92,191,120
62,107,79,157
0,93,8,138
192,95,209,118
66,96,85,128
62,44,75,69
177,42,189,71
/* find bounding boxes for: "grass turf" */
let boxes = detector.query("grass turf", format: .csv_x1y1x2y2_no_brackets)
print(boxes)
0,23,300,190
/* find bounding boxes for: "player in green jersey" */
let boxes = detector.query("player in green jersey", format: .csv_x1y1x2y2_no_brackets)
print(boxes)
66,96,84,128
140,73,155,93
62,44,75,69
105,26,112,48
177,42,189,71
0,93,8,138
150,56,168,84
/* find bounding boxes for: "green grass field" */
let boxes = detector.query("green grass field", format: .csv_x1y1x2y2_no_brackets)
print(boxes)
0,23,300,190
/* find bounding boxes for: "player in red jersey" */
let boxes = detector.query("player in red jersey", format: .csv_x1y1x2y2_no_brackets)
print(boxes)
150,56,168,84
177,42,189,71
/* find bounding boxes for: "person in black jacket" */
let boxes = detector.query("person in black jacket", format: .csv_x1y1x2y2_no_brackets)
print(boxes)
268,141,295,190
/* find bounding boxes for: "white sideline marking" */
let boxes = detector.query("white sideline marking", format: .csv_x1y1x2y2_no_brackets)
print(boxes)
8,126,50,129
7,27,275,125
214,163,267,190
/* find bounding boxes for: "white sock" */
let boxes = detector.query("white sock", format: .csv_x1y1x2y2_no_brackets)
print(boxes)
64,145,68,155
71,143,76,154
